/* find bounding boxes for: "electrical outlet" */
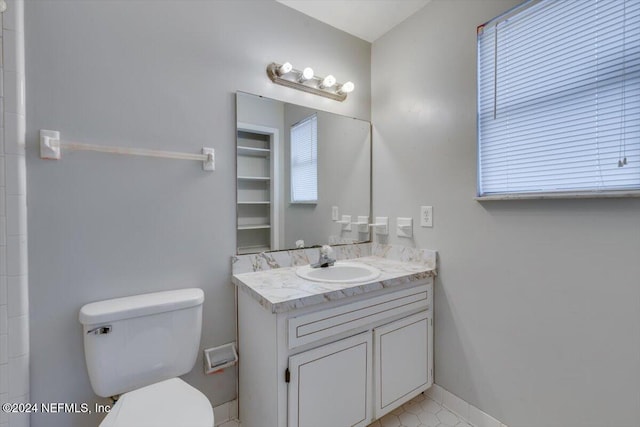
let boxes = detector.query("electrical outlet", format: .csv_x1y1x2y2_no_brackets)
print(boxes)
332,206,339,221
420,206,433,227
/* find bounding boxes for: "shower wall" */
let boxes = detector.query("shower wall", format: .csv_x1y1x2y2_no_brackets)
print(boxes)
0,0,29,426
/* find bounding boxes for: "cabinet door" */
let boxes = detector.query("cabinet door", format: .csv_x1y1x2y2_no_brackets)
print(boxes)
373,311,432,418
288,332,372,427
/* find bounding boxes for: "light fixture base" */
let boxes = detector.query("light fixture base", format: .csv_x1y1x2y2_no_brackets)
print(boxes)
266,63,348,102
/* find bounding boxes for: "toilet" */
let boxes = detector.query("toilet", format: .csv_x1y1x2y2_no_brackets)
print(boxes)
79,288,214,427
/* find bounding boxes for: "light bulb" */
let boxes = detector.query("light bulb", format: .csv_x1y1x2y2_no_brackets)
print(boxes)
320,75,336,89
338,81,355,94
277,62,293,76
299,67,314,82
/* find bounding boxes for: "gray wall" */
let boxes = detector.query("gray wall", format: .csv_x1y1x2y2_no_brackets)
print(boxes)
25,1,370,426
372,1,640,426
237,93,286,134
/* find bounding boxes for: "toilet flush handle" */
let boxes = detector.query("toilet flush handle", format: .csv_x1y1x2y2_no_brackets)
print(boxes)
87,325,112,335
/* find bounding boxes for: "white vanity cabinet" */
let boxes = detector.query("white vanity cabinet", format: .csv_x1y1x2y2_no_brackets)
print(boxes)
237,279,433,427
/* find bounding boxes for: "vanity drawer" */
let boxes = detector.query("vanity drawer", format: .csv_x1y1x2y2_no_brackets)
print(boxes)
288,284,428,349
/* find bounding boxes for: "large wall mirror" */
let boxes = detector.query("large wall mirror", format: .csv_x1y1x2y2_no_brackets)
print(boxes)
236,91,371,254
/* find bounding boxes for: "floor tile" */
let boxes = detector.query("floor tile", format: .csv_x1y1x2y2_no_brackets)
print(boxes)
403,400,423,415
420,397,443,414
418,410,440,426
391,405,405,416
436,407,460,426
379,412,401,427
399,411,421,427
367,393,461,427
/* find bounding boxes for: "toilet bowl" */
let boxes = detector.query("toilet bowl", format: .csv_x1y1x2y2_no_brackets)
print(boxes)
100,378,213,427
79,288,214,427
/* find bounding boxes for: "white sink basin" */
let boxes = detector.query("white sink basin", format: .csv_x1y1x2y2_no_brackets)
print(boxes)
296,262,381,284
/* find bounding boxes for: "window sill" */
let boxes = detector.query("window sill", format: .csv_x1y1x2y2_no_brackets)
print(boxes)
475,190,640,201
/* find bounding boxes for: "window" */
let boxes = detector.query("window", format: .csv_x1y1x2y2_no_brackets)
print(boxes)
477,0,640,197
290,114,318,203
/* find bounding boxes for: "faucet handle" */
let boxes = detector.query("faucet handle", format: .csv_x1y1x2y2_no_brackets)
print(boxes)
320,245,333,257
311,245,336,268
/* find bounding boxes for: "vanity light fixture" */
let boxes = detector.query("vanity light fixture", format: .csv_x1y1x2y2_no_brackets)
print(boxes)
266,62,354,102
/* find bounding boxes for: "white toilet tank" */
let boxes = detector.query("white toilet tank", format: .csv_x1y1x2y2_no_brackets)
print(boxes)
79,288,204,398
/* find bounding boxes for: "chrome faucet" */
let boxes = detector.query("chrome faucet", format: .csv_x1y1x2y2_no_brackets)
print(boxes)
311,245,336,268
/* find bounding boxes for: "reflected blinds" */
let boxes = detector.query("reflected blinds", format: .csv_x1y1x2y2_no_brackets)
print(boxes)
291,114,318,203
477,0,640,196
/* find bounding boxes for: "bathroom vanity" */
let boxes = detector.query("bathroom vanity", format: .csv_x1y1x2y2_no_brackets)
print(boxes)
232,255,435,427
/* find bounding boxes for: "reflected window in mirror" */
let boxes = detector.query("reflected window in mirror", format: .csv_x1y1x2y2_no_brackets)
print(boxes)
290,114,318,204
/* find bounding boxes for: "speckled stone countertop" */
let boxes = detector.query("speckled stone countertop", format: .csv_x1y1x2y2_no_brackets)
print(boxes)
232,254,436,313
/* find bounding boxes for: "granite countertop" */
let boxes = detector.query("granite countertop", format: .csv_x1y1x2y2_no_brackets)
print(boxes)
232,255,436,313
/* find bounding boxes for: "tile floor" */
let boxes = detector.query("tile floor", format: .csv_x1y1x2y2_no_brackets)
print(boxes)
366,393,471,427
218,392,471,427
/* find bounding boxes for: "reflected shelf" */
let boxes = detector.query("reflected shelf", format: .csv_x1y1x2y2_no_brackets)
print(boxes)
237,224,272,230
237,176,271,181
237,146,271,157
238,245,271,255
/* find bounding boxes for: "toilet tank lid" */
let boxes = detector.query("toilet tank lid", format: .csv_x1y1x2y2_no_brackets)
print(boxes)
79,288,204,325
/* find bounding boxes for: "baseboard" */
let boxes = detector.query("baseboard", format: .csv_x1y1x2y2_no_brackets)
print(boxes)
220,387,506,427
213,399,238,426
427,384,509,427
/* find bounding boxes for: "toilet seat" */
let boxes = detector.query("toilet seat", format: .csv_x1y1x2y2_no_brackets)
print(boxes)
99,378,214,427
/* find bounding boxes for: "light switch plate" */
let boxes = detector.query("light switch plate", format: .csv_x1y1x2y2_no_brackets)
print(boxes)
202,147,215,171
332,206,339,221
420,206,433,227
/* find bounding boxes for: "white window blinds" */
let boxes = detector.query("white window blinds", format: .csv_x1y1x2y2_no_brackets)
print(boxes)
477,0,640,196
290,114,318,203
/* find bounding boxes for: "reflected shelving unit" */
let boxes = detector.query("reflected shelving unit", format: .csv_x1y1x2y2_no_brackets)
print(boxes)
236,123,280,254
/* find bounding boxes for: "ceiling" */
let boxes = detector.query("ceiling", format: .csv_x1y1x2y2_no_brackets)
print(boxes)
275,0,431,43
